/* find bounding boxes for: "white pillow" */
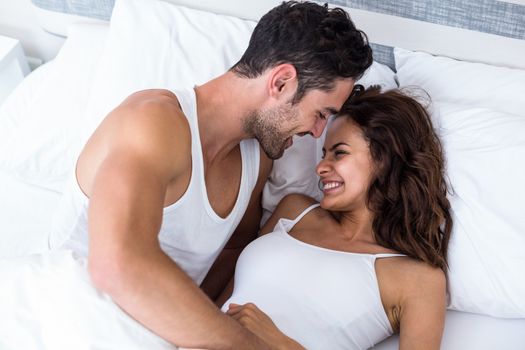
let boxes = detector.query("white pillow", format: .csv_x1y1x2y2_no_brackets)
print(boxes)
261,61,398,223
0,60,55,147
395,48,525,318
77,0,257,150
0,23,109,192
395,48,525,117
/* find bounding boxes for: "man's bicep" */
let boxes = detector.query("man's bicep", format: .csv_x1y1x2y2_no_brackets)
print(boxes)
86,100,191,251
88,152,169,254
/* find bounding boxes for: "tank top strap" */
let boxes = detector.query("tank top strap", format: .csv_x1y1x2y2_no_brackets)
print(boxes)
239,138,260,192
172,88,197,127
373,253,406,259
289,203,321,227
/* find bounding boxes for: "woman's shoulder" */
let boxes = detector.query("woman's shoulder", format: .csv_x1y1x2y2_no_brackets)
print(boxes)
260,194,326,235
376,257,446,332
380,257,446,288
278,193,318,215
377,257,446,306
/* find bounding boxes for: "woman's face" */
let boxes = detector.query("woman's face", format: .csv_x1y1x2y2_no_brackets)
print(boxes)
316,117,374,212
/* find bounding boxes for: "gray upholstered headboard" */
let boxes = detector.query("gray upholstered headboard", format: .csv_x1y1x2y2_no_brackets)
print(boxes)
30,0,525,70
32,0,114,20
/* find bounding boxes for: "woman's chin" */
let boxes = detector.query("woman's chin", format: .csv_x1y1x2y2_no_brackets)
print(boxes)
319,198,332,210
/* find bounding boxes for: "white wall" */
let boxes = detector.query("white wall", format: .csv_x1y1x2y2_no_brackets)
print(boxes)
0,0,64,63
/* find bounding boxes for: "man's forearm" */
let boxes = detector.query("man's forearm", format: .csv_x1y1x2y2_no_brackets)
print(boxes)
91,248,268,350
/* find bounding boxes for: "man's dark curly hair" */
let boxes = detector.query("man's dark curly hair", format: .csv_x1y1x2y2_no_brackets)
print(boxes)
231,1,373,103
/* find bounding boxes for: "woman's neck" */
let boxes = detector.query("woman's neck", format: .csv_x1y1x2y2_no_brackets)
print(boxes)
332,207,376,244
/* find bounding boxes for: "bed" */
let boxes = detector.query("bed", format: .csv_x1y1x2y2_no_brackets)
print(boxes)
0,0,524,349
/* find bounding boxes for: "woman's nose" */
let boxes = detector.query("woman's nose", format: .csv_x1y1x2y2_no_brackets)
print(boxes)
316,158,331,176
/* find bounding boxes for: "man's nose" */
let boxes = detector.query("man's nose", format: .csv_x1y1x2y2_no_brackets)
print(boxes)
310,119,328,138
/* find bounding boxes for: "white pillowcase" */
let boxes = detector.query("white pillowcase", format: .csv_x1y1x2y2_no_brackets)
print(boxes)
395,48,525,318
0,24,109,192
262,61,398,222
395,48,525,116
0,60,54,148
77,0,257,149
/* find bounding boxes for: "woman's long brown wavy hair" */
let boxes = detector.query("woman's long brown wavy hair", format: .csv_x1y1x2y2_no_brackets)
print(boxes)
338,85,452,272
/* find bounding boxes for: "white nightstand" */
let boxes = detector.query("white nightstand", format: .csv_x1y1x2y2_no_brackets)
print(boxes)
0,35,30,105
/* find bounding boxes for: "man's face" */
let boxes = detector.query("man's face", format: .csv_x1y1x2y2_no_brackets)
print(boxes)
245,79,355,160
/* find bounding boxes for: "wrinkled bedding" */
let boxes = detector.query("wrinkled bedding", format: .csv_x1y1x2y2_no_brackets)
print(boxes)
0,250,175,350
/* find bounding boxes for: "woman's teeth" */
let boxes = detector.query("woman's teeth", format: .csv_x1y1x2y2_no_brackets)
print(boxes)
324,182,343,190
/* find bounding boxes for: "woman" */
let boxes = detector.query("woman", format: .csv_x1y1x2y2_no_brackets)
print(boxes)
222,85,452,350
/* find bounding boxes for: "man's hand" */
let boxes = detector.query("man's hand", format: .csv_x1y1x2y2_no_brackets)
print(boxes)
226,303,306,350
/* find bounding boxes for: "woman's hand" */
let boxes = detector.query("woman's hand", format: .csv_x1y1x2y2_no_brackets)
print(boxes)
226,303,306,350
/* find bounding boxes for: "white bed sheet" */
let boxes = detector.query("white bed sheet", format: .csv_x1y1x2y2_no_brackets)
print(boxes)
0,60,61,258
0,250,175,350
373,310,525,350
0,169,61,257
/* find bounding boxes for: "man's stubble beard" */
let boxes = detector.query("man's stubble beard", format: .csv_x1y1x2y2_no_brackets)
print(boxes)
242,103,299,160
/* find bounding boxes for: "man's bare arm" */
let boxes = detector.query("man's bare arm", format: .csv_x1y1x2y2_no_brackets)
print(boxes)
84,94,268,349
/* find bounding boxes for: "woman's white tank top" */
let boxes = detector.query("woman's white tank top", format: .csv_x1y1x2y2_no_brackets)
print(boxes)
223,204,403,349
49,88,260,284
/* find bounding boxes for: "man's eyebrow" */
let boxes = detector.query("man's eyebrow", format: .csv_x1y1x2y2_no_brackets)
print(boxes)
324,107,339,115
329,142,350,151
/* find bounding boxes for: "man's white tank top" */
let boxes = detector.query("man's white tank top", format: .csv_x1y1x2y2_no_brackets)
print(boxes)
49,88,260,284
223,204,403,350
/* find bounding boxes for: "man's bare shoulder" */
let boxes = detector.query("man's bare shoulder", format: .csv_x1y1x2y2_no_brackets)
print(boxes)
104,89,191,160
116,89,184,124
122,89,179,106
79,89,192,188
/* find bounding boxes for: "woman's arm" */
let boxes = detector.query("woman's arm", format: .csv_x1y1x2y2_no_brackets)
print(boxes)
227,303,306,350
398,264,447,350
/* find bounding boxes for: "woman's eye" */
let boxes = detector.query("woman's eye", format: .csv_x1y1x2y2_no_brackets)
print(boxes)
334,150,348,157
318,113,326,120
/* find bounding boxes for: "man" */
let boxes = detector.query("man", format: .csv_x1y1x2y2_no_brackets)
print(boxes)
68,1,372,348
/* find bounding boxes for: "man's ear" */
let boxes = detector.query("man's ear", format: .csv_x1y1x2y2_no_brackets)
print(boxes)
267,63,298,101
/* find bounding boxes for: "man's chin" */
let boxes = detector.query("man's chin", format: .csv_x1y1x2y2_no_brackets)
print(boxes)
263,146,286,160
268,149,286,160
261,139,291,160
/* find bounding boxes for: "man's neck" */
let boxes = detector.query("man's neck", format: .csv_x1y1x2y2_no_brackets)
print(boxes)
194,71,265,165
